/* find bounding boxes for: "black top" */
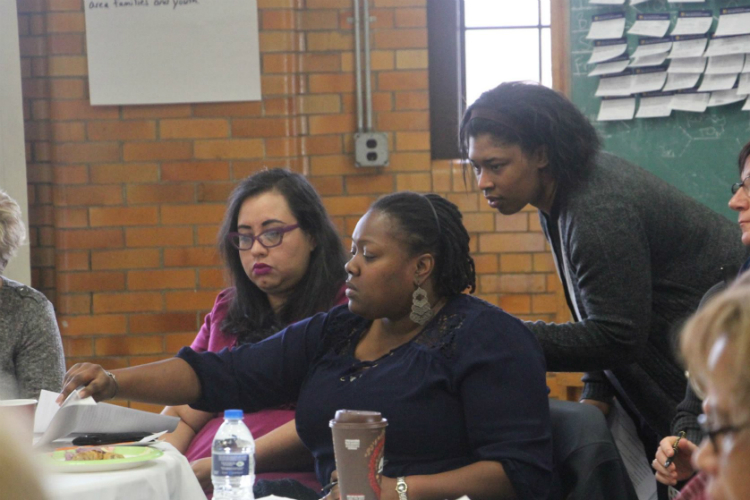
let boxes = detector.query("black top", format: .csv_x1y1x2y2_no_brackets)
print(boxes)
179,294,554,500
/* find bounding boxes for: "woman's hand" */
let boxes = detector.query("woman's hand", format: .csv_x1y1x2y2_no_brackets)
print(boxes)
56,363,116,404
323,470,339,500
323,470,399,500
191,457,213,492
652,436,697,486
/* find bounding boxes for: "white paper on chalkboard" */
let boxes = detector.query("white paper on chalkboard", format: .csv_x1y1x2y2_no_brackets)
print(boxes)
698,73,738,92
669,11,713,36
708,88,745,107
84,0,261,106
705,54,745,75
715,8,750,38
743,96,750,110
636,95,673,118
668,36,707,59
663,73,701,92
738,74,750,94
598,97,636,121
667,57,706,74
705,35,750,57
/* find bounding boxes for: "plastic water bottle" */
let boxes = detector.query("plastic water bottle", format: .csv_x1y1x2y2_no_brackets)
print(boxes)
212,409,255,500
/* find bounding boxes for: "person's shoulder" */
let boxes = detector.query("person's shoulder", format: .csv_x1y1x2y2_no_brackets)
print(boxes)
1,278,50,306
433,295,541,356
442,295,532,340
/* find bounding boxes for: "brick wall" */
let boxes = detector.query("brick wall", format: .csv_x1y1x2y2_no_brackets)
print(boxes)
16,0,578,408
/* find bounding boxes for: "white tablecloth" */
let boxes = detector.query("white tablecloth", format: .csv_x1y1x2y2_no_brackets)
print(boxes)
42,443,206,500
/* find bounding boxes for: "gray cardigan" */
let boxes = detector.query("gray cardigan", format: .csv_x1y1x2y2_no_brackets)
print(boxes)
0,277,65,399
526,152,748,438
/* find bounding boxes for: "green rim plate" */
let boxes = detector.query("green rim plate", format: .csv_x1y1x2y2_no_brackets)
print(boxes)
45,446,164,473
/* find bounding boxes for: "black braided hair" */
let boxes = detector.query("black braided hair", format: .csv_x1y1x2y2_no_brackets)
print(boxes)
370,192,476,298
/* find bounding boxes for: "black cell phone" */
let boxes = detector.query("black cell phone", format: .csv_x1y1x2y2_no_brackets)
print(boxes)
71,432,152,446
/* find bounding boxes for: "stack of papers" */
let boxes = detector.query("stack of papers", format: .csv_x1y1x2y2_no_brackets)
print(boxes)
34,389,179,448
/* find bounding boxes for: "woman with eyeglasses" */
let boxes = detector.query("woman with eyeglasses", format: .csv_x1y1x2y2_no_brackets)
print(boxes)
57,191,554,500
652,140,750,499
674,273,750,500
160,169,347,497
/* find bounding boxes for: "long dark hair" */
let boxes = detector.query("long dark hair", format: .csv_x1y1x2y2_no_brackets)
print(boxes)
218,169,347,344
459,82,601,187
370,192,476,298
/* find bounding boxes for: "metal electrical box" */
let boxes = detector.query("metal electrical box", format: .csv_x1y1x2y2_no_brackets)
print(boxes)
354,132,389,168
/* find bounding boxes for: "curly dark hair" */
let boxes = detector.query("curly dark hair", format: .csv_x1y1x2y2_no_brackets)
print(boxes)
218,169,347,344
738,138,750,175
370,192,476,298
459,81,601,187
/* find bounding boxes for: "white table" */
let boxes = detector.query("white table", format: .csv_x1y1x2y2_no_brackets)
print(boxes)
42,443,206,500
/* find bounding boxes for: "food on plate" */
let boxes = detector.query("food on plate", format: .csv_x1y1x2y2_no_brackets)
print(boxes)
63,447,124,461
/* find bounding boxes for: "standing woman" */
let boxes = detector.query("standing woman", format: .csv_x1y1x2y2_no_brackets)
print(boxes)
460,82,748,457
59,192,555,500
161,169,348,494
0,188,64,400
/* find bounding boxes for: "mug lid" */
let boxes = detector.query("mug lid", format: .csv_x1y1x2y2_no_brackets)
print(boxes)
332,409,383,424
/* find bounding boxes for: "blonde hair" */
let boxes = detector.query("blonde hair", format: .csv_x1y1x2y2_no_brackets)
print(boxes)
0,189,26,274
681,272,750,418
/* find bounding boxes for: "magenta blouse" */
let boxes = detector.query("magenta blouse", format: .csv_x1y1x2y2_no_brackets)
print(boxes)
185,287,346,492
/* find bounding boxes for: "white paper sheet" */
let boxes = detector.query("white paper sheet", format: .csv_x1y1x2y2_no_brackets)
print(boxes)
590,58,631,76
670,10,713,36
743,55,750,74
698,73,738,92
630,0,651,5
83,0,261,105
607,400,658,500
632,68,668,93
596,73,634,96
743,96,750,110
668,0,705,3
630,53,668,68
705,54,746,75
714,7,750,37
738,74,750,94
636,94,673,118
672,91,710,112
598,97,636,121
663,73,701,91
708,88,746,106
668,35,708,58
33,389,179,448
589,39,629,64
705,35,750,57
631,39,672,59
628,13,671,38
587,13,626,40
668,57,707,73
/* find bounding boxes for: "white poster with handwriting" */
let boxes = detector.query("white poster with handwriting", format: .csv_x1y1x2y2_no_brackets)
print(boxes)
84,0,261,105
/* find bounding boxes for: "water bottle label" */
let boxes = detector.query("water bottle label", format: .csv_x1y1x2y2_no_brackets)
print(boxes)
213,453,250,477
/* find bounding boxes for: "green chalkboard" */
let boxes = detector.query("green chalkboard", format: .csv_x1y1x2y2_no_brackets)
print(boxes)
569,0,750,219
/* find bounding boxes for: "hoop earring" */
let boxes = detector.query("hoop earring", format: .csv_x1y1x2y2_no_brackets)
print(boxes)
410,284,434,326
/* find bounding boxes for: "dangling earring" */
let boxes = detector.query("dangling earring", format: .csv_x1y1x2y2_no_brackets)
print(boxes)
410,283,434,326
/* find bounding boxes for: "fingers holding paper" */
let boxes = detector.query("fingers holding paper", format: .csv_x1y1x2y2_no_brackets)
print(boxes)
57,363,115,404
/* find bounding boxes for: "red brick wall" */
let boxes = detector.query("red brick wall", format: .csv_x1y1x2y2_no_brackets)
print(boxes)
16,0,576,407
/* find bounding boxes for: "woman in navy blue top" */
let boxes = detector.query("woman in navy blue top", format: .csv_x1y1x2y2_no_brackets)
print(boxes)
59,192,554,500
